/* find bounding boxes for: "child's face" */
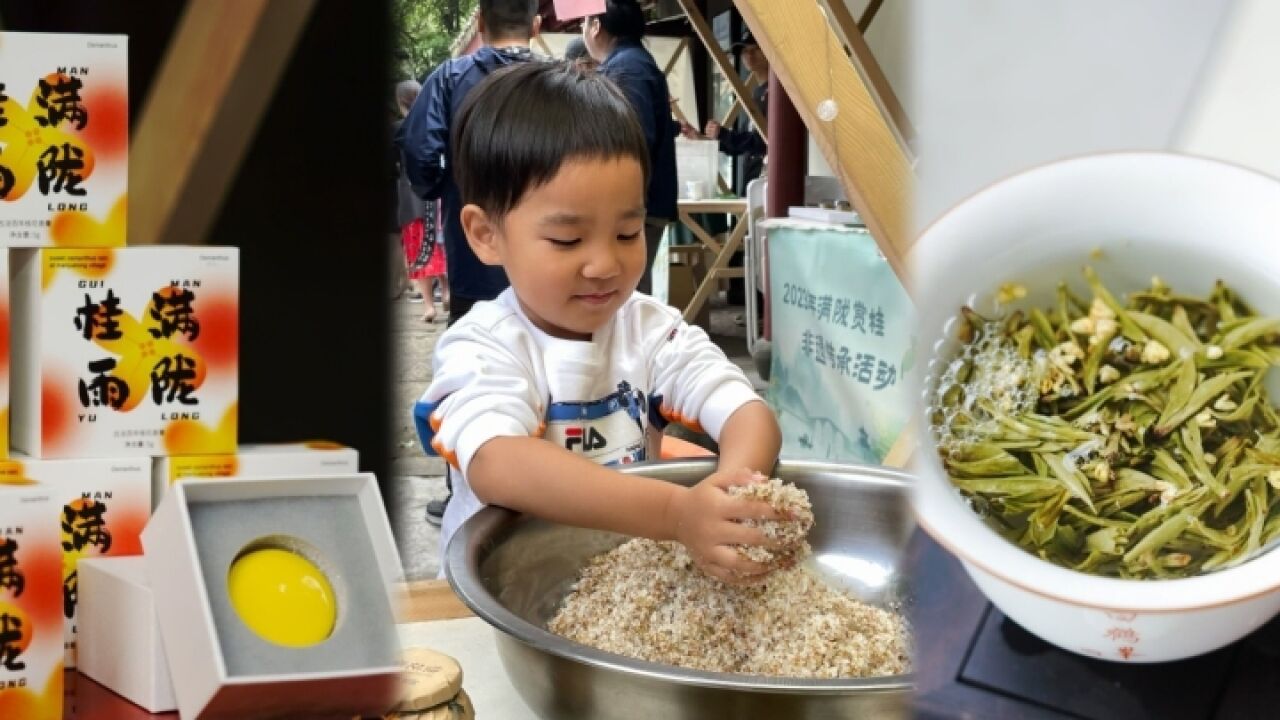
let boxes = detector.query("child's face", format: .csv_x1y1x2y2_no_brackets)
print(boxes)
469,156,648,340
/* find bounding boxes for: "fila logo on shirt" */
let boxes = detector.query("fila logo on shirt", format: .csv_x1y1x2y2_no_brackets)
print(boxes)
564,427,607,452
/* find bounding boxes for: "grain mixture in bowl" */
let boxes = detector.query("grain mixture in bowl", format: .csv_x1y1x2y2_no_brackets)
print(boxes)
547,480,910,678
727,476,815,569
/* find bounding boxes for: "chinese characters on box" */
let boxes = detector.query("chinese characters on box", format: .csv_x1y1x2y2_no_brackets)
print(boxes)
0,32,128,248
0,456,149,668
9,247,239,459
0,485,65,720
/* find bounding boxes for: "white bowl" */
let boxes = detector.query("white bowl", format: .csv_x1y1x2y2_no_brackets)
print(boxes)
910,152,1280,663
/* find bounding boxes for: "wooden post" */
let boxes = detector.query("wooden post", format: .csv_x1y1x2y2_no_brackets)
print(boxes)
674,0,767,138
131,0,316,246
733,0,913,282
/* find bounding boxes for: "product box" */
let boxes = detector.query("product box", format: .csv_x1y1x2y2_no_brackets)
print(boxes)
1,453,149,668
1,252,9,458
77,556,176,713
0,32,128,247
0,485,64,720
152,441,359,508
143,474,402,719
9,246,239,458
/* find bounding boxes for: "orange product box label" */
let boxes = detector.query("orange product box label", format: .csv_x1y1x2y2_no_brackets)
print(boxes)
9,246,239,458
2,454,149,668
0,31,128,248
0,485,65,720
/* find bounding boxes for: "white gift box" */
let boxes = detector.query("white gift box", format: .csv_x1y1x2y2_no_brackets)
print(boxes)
1,252,8,457
142,474,402,719
151,442,359,509
9,246,239,458
0,31,128,248
1,452,150,668
77,556,176,713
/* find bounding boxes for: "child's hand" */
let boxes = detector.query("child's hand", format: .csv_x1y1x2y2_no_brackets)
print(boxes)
664,467,790,585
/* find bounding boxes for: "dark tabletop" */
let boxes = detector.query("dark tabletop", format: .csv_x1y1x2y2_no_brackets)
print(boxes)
907,531,1280,720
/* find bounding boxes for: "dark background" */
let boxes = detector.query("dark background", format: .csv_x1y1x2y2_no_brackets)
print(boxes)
0,1,395,495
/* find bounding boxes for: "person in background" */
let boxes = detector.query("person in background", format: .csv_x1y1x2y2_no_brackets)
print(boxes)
394,80,449,322
564,36,598,70
679,30,768,325
397,0,544,525
691,31,768,191
582,0,677,296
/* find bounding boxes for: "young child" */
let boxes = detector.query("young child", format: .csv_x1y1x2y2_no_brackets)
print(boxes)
414,62,785,584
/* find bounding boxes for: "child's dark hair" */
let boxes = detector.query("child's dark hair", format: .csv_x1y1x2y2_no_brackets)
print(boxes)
480,0,538,40
452,61,650,220
597,0,647,43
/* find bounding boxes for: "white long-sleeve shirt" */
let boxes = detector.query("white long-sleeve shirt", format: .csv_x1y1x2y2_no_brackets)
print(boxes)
414,289,762,560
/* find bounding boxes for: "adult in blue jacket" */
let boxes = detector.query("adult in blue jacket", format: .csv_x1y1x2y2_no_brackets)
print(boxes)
397,0,542,526
396,0,543,327
583,0,678,296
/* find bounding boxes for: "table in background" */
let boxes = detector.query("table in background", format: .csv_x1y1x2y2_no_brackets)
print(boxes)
908,531,1280,719
671,198,748,322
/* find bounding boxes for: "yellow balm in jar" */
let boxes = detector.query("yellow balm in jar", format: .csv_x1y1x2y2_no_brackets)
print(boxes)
228,547,336,647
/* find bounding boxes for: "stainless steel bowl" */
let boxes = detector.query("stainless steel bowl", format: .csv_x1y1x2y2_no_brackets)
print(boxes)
446,459,914,720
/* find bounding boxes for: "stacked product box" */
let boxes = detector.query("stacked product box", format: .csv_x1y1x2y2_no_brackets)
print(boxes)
0,31,135,709
9,246,239,459
1,252,7,457
1,454,149,668
152,441,359,508
0,32,128,248
0,484,65,720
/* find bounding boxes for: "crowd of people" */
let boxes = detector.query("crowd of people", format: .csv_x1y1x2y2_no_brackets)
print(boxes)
393,0,784,586
391,0,768,333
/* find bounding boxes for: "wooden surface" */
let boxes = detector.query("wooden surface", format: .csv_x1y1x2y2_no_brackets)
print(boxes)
817,0,916,148
733,0,912,285
908,530,1280,719
130,0,315,246
398,578,475,623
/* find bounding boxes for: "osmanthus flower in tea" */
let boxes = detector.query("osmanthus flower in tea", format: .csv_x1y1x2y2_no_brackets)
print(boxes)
929,267,1280,580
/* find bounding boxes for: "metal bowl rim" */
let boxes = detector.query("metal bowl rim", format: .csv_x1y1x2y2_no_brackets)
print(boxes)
445,458,915,693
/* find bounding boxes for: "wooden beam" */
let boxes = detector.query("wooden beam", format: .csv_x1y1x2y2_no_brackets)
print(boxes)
130,0,316,246
662,37,689,76
733,0,912,282
719,97,743,127
674,0,767,139
859,0,885,32
818,0,917,148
